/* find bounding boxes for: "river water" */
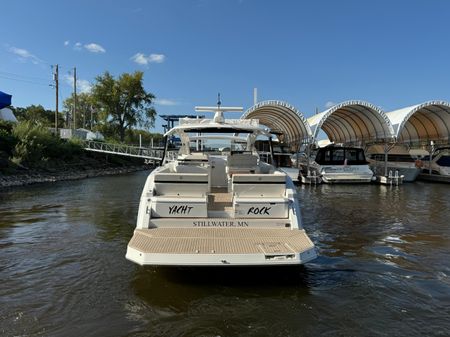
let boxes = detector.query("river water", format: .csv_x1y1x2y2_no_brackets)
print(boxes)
1,171,449,337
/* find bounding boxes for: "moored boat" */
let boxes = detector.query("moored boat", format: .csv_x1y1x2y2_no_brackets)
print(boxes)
418,147,450,183
126,104,317,266
366,144,420,182
299,145,374,183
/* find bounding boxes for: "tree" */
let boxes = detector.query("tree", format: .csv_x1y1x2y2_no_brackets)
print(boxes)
63,92,98,129
91,71,156,142
12,105,64,127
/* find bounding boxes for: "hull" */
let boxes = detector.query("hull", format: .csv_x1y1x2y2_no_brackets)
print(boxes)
321,173,374,184
417,172,450,183
127,166,316,267
300,163,374,184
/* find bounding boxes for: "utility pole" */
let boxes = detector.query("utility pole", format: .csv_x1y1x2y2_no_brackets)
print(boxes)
54,64,59,135
73,67,77,130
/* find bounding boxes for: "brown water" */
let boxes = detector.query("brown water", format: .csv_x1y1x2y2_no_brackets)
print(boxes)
1,171,449,337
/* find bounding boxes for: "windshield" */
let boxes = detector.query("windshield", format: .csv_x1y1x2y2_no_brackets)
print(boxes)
189,137,250,155
437,155,450,167
167,133,254,156
315,147,367,165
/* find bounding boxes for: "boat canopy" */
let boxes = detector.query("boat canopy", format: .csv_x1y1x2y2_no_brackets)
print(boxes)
386,101,450,144
308,100,395,144
242,100,312,150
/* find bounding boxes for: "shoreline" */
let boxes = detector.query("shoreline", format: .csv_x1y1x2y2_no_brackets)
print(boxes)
0,164,151,189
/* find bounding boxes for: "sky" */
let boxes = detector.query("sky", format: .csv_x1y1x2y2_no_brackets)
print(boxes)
1,0,450,132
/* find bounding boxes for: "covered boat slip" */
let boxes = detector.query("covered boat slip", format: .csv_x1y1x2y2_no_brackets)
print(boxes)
126,227,316,266
242,100,449,174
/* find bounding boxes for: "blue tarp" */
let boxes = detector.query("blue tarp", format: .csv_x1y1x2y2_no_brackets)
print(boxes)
0,91,12,109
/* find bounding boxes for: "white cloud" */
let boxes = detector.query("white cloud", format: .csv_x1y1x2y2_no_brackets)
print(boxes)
148,53,165,63
7,46,43,64
63,74,92,93
131,52,165,65
77,79,93,93
154,98,179,106
64,40,70,46
131,53,148,65
84,43,106,53
74,42,82,51
325,101,336,109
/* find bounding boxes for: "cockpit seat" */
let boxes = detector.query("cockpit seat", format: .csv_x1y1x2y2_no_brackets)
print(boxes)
226,153,258,175
232,173,286,197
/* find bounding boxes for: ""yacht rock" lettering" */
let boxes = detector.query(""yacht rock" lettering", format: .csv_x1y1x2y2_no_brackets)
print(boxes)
247,206,271,215
168,205,193,215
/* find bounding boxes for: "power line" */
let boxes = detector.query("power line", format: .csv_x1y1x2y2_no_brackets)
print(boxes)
0,74,51,86
0,70,51,82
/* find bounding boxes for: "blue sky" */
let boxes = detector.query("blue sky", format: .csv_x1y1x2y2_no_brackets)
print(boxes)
1,0,450,132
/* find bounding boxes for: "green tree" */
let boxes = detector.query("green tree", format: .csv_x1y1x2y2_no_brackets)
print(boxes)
63,92,99,129
91,71,156,142
124,129,164,146
13,104,63,127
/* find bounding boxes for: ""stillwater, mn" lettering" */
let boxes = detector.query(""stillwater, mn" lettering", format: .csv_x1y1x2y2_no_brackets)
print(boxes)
193,220,249,227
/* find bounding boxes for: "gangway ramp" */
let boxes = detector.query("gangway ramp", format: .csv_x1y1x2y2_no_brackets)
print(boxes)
84,141,163,161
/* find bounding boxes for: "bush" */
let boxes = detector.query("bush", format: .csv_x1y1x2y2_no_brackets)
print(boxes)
0,120,18,155
11,121,83,165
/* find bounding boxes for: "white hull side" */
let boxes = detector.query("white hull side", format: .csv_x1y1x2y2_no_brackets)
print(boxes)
318,165,374,184
369,162,420,182
321,173,374,184
126,248,317,266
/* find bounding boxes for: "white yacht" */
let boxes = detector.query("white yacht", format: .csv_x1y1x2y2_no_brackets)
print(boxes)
300,145,374,183
126,105,317,266
366,144,421,182
420,147,450,177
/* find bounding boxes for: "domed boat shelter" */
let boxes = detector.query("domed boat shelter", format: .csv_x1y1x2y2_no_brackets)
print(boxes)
307,100,395,145
386,101,450,145
242,100,312,150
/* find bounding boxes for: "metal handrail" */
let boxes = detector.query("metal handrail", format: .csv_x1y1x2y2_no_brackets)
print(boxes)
83,141,163,160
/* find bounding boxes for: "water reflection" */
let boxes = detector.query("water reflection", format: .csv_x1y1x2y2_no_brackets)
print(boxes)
132,266,311,307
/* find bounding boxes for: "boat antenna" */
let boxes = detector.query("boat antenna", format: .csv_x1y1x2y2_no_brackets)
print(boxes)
195,94,242,124
217,93,221,109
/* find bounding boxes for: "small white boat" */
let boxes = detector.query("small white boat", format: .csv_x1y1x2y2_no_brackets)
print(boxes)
300,145,374,183
126,104,317,266
366,144,421,182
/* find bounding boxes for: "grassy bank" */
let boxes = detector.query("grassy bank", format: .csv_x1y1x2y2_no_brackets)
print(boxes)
0,120,151,188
